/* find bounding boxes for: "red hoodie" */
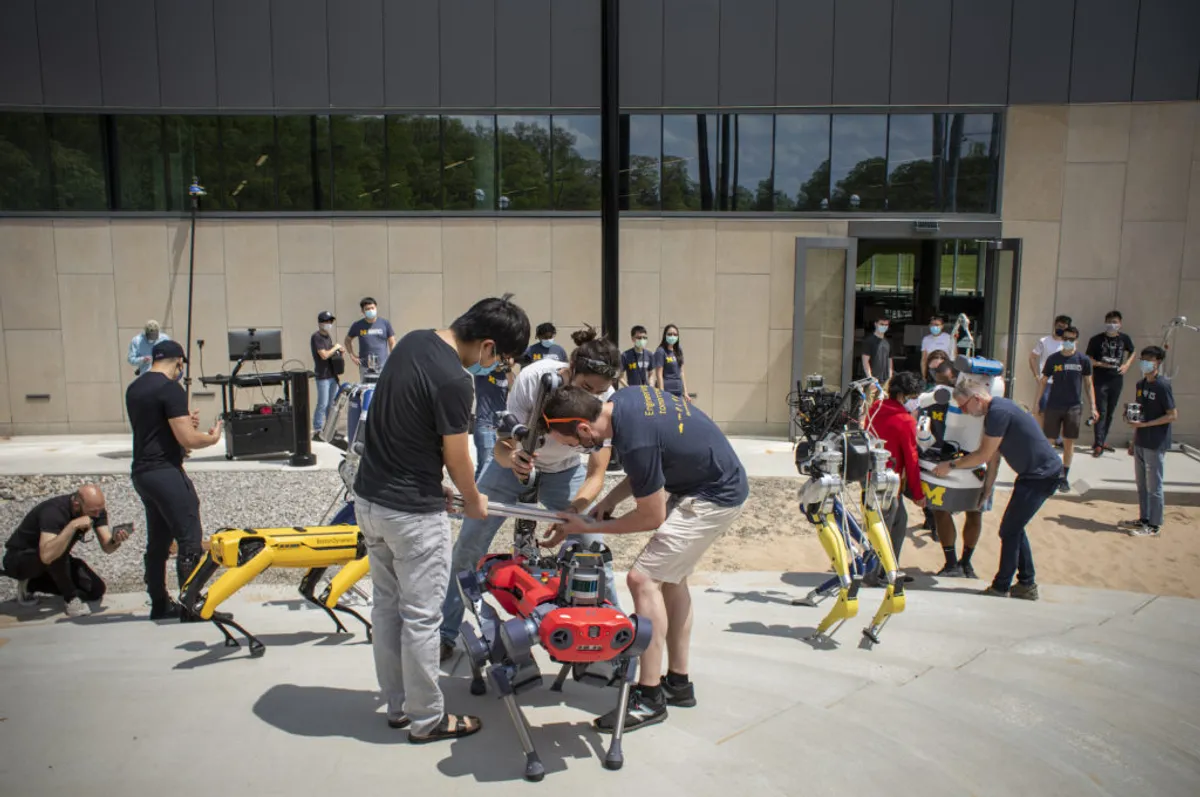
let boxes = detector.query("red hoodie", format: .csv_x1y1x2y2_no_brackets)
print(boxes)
870,398,923,503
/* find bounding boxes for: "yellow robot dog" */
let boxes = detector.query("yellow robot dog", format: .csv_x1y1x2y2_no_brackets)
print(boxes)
179,525,372,656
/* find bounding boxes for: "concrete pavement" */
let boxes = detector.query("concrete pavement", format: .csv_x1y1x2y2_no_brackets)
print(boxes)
1,573,1198,796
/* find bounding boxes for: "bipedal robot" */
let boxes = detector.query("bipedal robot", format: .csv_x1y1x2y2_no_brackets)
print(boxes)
788,375,905,644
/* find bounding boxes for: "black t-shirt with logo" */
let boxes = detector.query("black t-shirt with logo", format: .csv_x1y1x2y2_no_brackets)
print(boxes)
311,331,341,380
353,330,474,514
1134,377,1175,451
5,494,106,555
1085,332,1135,382
1042,350,1093,409
621,347,654,386
125,372,190,474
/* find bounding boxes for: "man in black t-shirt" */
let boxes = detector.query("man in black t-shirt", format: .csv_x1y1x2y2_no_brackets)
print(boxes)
861,317,893,384
352,295,529,744
1118,346,1178,537
1037,326,1098,492
2,484,129,615
620,325,656,388
311,310,346,439
541,385,748,733
125,340,222,620
1085,310,1136,456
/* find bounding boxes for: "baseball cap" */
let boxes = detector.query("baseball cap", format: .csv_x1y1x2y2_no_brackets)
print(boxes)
318,310,335,322
152,340,187,362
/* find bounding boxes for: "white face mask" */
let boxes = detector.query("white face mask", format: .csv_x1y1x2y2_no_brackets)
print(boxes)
320,323,333,333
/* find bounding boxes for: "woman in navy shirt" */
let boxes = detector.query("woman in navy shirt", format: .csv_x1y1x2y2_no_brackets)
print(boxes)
653,323,690,400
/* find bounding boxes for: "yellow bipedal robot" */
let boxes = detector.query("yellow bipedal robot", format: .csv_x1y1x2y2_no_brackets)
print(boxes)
179,525,372,656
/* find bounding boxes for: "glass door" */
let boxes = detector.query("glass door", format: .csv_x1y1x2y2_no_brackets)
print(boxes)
982,238,1022,397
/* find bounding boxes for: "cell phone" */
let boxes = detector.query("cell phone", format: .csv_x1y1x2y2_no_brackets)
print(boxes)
113,522,134,536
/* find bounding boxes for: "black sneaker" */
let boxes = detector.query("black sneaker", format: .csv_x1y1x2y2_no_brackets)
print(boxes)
960,561,978,579
1056,477,1070,494
149,599,182,620
1010,582,1039,601
439,641,455,663
594,688,668,734
936,563,964,578
660,679,696,708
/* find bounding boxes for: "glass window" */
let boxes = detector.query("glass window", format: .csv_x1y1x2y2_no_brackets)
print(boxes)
620,114,661,211
443,115,496,211
773,114,830,211
277,115,331,211
219,116,276,211
0,113,52,210
164,115,221,210
332,115,386,210
388,115,442,210
830,114,887,212
497,115,550,210
947,113,999,213
719,114,773,211
46,114,108,210
112,116,166,211
940,239,982,296
886,114,937,212
552,115,601,211
661,114,718,211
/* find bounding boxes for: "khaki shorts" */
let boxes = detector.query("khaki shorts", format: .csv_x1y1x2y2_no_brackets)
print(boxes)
631,495,745,584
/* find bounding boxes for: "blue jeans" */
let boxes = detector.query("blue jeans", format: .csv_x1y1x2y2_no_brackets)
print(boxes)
473,424,497,480
992,475,1059,591
1134,446,1166,527
312,377,338,433
439,458,620,647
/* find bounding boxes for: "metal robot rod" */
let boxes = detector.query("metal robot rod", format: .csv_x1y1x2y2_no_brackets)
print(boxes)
448,496,596,526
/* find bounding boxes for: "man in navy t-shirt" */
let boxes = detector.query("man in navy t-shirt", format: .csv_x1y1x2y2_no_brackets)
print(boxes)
933,380,1062,601
620,325,655,387
1118,346,1178,537
1037,326,1097,492
521,322,568,365
472,364,510,479
344,296,396,380
541,385,747,733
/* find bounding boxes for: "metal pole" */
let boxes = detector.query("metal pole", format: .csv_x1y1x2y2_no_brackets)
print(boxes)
600,0,620,344
184,176,205,401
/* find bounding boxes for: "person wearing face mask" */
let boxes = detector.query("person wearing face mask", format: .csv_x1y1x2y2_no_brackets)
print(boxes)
933,378,1062,600
522,322,569,364
654,324,690,400
1119,346,1177,537
125,340,222,620
438,325,624,662
861,313,894,384
620,325,656,387
127,320,171,377
1085,310,1136,457
920,315,953,382
863,372,925,585
1029,315,1072,445
1037,326,1098,493
923,349,951,391
344,297,396,380
311,311,346,440
352,295,530,744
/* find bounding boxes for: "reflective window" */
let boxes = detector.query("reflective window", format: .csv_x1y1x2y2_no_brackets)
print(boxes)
332,115,386,210
46,115,108,210
719,114,773,211
830,114,887,212
443,116,496,211
661,114,718,211
621,114,661,211
552,115,601,211
164,115,221,210
388,114,441,210
278,115,331,211
940,239,983,295
221,116,276,211
113,116,166,210
0,113,52,210
947,113,999,213
498,115,551,210
886,114,937,212
773,114,829,211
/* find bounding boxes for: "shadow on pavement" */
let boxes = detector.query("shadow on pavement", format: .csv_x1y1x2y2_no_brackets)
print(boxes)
173,631,351,669
725,620,838,651
703,587,796,606
1047,514,1127,535
0,600,62,624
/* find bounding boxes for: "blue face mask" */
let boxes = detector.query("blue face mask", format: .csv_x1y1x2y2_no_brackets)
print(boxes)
466,345,498,376
665,334,679,345
1140,360,1156,375
542,339,555,347
930,325,942,335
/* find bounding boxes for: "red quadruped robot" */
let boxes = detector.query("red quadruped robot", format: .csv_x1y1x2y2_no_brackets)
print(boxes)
453,371,653,782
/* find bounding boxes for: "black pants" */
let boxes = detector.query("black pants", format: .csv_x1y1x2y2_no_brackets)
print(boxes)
993,475,1059,591
131,466,205,605
883,497,909,566
2,548,105,602
1093,377,1123,448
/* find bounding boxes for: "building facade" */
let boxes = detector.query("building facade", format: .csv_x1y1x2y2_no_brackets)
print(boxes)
0,0,1198,443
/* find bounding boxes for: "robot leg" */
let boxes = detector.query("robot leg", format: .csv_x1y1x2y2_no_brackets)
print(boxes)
861,508,906,643
323,556,373,640
299,567,349,634
811,513,858,640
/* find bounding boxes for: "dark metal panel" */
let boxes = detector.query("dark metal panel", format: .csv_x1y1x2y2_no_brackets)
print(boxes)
618,0,662,107
383,0,439,107
718,0,775,106
948,0,1012,105
1069,0,1138,103
329,0,384,108
832,0,892,106
890,0,950,105
97,0,161,107
156,0,218,108
1008,0,1073,104
662,0,719,108
496,0,551,107
440,0,494,107
213,0,273,108
0,0,43,105
551,0,600,107
271,0,329,108
36,0,103,106
1132,0,1200,102
775,0,834,106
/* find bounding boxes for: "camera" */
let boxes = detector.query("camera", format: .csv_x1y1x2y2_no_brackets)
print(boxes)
1123,402,1143,424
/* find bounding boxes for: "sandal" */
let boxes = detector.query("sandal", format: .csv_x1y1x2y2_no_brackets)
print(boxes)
409,712,482,744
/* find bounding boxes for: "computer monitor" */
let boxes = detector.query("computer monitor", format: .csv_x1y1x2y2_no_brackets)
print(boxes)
227,328,283,362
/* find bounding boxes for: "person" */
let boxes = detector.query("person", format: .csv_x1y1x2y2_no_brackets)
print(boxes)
124,340,222,619
1119,346,1177,537
439,326,624,660
861,315,893,385
866,372,925,583
2,484,129,616
521,322,568,364
344,297,396,380
923,349,951,391
933,379,1063,600
920,315,954,381
127,320,170,377
1037,326,1098,493
925,359,985,578
310,310,346,440
620,325,655,387
1085,310,1136,457
472,360,511,479
1029,314,1072,443
653,324,689,400
539,384,748,732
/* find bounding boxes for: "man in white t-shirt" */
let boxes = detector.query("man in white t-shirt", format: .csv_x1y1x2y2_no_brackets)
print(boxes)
920,314,955,379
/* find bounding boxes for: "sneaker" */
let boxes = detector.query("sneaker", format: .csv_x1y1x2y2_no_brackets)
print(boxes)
387,714,411,729
1091,445,1103,458
960,561,978,579
16,579,38,606
64,597,89,617
660,679,696,708
149,598,183,620
439,641,456,663
1117,517,1147,531
593,687,668,734
1128,524,1161,537
1056,477,1070,494
978,585,1008,597
936,563,964,578
1010,582,1039,601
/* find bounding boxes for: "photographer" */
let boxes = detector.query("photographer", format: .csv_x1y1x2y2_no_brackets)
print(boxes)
2,484,129,616
1119,346,1177,537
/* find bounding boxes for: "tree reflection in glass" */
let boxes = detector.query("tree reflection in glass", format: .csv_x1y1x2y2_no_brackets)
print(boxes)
662,114,718,211
498,116,551,210
830,114,887,212
444,116,496,210
774,114,830,211
552,115,601,211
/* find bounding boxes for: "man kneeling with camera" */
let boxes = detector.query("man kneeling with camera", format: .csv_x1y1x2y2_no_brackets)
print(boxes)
2,484,130,616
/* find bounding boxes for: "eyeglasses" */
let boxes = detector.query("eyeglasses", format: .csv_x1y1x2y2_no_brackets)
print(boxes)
576,356,618,379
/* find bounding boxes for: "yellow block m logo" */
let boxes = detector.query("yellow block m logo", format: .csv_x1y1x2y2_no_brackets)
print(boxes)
922,482,946,506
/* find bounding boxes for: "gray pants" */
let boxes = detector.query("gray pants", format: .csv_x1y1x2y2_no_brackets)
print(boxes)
357,496,450,736
1134,445,1166,527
